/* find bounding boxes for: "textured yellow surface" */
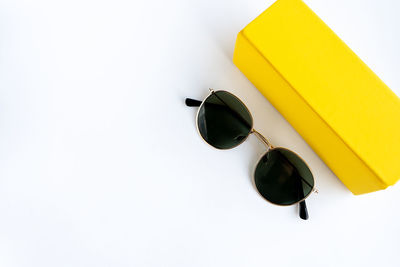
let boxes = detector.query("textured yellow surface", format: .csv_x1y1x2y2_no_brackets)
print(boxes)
233,0,400,194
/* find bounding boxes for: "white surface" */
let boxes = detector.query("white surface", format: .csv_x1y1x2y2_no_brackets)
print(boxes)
0,0,399,266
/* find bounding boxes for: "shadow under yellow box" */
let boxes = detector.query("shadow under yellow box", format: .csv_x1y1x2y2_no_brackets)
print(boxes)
233,0,400,195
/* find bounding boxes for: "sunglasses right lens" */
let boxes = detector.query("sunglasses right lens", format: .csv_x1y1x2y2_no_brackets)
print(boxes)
197,90,253,149
254,148,314,205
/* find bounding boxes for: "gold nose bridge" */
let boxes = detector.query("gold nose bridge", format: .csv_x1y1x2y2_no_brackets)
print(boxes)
251,129,274,150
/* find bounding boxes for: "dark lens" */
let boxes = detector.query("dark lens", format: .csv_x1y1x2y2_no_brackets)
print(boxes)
197,91,253,149
254,148,314,205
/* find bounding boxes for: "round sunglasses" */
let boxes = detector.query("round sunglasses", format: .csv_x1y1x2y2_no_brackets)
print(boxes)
185,89,317,220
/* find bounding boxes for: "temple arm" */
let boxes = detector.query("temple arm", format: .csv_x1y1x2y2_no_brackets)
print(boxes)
185,97,252,129
299,200,309,220
185,98,202,107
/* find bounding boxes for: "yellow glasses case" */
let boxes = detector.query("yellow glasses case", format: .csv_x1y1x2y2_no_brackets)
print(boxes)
233,0,400,194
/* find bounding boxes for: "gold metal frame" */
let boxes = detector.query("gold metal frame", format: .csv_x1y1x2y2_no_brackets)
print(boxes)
192,89,317,207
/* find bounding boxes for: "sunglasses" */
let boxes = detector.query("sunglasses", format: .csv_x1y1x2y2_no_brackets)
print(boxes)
186,89,318,220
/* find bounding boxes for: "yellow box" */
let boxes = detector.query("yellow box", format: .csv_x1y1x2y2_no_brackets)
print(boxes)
233,0,400,194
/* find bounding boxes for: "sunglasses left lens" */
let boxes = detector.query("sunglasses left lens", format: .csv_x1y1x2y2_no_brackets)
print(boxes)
254,148,314,205
197,91,253,149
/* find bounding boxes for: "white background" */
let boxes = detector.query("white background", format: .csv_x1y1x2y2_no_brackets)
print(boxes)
0,0,399,266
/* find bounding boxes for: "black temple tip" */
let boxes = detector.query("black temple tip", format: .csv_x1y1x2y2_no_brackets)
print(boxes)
185,98,202,107
299,200,309,220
